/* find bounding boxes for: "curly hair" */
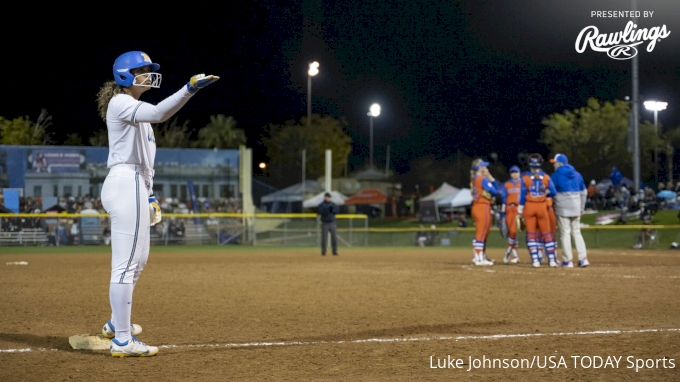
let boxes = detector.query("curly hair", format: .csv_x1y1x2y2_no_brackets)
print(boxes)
96,81,126,121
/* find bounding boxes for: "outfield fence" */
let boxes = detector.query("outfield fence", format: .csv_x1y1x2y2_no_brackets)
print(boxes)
0,213,679,249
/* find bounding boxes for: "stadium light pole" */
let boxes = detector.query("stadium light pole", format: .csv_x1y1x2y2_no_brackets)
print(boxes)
631,0,640,193
307,62,319,127
368,103,380,168
644,101,667,184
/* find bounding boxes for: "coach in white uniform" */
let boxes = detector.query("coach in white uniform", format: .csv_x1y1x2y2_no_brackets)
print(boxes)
549,154,589,268
95,51,219,357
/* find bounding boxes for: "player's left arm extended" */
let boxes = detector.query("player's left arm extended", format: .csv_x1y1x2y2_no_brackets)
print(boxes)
132,74,219,124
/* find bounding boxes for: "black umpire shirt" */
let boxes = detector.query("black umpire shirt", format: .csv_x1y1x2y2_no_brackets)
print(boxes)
317,201,339,223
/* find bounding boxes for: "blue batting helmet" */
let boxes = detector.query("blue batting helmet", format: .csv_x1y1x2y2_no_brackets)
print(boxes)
528,154,543,168
113,51,161,87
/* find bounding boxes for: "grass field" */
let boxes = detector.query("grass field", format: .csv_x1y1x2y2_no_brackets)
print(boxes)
1,246,679,381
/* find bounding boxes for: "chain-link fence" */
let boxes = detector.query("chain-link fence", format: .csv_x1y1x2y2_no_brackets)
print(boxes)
1,213,679,250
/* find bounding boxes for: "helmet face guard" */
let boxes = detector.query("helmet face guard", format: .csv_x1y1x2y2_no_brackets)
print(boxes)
132,72,162,88
113,51,161,87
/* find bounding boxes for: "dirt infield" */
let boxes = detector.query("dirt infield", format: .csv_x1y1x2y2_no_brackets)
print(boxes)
1,246,679,381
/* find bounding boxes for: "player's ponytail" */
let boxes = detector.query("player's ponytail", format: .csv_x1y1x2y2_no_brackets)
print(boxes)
96,81,126,121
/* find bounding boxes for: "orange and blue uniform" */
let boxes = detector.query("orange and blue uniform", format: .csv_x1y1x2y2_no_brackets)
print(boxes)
537,169,558,258
520,171,558,264
502,177,521,258
471,174,497,260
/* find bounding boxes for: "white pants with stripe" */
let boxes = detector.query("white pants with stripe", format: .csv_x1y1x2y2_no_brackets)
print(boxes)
101,166,151,284
556,215,587,263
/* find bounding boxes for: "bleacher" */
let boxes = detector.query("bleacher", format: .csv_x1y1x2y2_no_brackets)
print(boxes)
0,228,49,246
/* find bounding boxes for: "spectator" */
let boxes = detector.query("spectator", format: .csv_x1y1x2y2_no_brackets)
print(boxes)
658,182,666,193
605,186,616,210
586,180,599,209
610,166,622,190
618,186,631,209
70,219,80,245
550,153,589,268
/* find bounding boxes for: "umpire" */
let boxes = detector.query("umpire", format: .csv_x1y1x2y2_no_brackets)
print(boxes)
317,192,339,256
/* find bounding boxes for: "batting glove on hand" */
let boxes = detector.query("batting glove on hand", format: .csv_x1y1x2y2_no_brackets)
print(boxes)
187,74,220,94
149,195,161,226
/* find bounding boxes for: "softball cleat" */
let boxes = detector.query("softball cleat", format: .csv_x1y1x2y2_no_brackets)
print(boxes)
102,320,142,339
110,337,158,357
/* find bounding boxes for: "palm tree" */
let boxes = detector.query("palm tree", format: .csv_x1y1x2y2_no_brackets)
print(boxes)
193,115,246,149
153,117,191,148
89,129,108,146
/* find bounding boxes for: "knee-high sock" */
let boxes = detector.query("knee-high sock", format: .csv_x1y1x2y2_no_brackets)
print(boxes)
543,233,557,263
110,282,133,343
505,238,517,258
472,239,484,261
527,232,540,263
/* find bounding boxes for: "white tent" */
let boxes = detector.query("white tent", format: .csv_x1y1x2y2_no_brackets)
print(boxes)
261,180,319,203
303,191,347,208
420,182,459,202
438,188,473,208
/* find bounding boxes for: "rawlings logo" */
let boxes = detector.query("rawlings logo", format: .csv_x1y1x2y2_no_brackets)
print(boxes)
575,21,670,60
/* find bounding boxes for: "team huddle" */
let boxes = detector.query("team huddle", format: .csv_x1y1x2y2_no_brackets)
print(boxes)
470,153,589,268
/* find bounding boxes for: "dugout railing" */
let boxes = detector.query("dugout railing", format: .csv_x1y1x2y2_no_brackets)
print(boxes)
0,213,679,249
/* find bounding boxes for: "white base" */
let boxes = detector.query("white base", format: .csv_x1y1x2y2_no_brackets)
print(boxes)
69,334,111,350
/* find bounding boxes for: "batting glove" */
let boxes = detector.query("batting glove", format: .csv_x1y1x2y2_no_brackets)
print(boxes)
149,195,161,226
517,205,524,215
187,74,220,94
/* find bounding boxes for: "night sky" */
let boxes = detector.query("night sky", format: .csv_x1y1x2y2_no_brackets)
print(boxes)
3,0,680,178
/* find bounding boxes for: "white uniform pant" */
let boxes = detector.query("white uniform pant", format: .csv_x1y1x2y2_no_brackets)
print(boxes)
557,215,587,263
101,166,151,284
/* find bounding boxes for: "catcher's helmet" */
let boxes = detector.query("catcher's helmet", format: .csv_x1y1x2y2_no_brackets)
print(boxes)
113,51,161,87
528,154,543,168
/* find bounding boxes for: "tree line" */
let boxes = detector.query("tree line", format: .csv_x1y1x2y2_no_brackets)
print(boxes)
1,97,676,190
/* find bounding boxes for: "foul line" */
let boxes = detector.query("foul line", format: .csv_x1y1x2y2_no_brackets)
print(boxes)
156,328,680,350
7,328,680,353
2,328,679,354
461,266,680,279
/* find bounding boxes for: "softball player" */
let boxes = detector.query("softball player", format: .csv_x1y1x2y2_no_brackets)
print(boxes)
536,169,558,263
518,154,558,267
470,159,497,266
501,166,521,264
95,51,219,357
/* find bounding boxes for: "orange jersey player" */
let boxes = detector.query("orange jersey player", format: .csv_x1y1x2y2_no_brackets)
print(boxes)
501,166,522,264
518,154,558,267
536,169,558,262
470,158,498,266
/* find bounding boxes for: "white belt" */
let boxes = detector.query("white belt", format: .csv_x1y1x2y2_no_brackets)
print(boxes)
111,163,155,178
